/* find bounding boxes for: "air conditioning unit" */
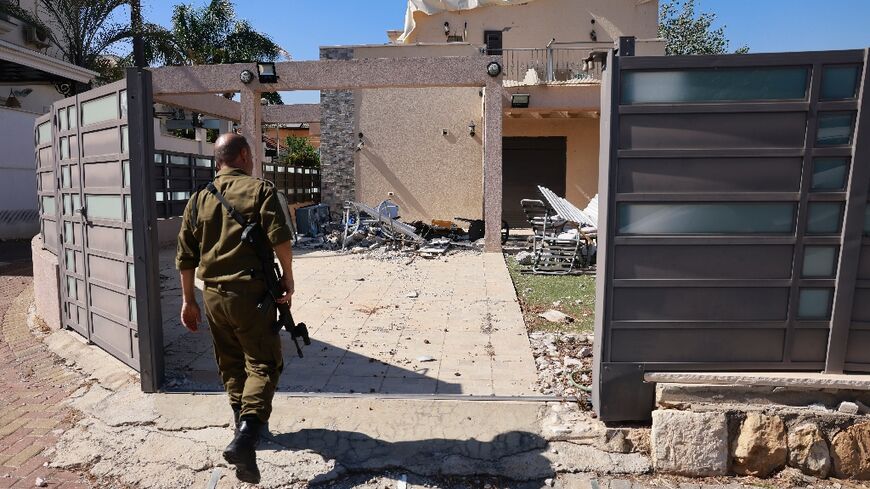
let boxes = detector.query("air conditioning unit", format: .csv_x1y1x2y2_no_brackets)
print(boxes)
24,25,51,49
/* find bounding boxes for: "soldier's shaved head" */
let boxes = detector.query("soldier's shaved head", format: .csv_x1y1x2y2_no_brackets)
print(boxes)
215,133,253,174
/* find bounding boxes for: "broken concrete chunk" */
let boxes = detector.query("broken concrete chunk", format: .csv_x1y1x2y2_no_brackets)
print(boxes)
651,410,728,476
857,400,870,415
516,251,534,265
538,310,574,323
732,412,787,478
787,422,831,478
405,290,419,298
34,477,47,488
838,401,860,415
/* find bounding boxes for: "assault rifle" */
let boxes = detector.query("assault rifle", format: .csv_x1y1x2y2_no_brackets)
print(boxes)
205,183,311,357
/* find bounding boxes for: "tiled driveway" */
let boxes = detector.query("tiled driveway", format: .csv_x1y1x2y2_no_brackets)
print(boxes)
161,248,539,397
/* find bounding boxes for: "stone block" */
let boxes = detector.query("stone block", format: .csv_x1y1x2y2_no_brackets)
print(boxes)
787,422,830,478
732,412,787,477
830,421,870,479
651,410,728,476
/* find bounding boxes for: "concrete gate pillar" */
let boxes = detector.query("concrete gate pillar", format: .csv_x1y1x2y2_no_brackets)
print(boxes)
483,80,504,252
240,88,264,178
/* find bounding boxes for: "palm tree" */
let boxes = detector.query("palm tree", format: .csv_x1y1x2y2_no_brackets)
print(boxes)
144,0,287,103
34,0,136,84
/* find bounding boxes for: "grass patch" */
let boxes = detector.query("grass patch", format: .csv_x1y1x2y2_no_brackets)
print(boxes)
505,256,595,333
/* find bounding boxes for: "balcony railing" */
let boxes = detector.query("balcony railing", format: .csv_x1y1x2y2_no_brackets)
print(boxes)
502,42,607,85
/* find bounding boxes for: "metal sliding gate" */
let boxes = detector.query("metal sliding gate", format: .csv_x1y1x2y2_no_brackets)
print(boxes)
594,43,870,421
34,72,162,392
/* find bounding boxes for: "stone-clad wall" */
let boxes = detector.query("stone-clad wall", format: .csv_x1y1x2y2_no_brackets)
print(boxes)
319,47,356,211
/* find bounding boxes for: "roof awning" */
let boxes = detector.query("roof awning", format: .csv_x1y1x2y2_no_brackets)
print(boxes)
0,38,96,84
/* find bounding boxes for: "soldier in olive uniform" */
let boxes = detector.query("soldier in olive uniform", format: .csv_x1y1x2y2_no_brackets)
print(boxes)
176,133,294,484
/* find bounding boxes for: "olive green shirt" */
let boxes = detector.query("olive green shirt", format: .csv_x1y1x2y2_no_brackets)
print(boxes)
175,167,292,282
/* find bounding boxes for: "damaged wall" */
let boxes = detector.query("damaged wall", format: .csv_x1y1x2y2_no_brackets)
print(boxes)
356,86,484,221
399,0,660,47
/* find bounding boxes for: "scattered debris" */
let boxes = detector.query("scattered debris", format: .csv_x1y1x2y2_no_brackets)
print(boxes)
530,332,593,405
417,356,436,363
856,400,870,414
838,401,860,415
538,310,575,324
516,251,534,265
34,477,47,488
405,290,419,298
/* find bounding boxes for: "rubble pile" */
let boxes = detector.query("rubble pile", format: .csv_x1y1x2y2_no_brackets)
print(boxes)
529,331,594,407
292,203,487,259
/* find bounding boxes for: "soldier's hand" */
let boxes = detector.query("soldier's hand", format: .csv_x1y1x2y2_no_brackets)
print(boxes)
277,275,294,306
181,301,201,332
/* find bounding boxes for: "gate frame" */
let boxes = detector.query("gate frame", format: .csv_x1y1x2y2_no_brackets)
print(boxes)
115,55,505,391
594,42,870,422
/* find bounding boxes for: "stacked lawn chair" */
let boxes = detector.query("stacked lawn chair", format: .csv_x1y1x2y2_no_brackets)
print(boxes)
523,186,598,275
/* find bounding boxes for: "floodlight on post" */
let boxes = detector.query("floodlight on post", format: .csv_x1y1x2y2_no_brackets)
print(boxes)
257,62,278,83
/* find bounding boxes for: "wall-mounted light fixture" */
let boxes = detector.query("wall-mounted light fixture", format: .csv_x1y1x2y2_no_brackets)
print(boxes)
468,121,476,137
511,93,530,108
444,21,450,37
239,69,254,84
442,128,449,136
356,132,364,151
257,62,278,83
486,61,502,77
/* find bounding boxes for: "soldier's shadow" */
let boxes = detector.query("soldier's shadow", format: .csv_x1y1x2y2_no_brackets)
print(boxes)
267,429,552,484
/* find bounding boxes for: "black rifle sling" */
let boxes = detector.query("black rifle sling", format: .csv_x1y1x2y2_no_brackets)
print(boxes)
205,182,249,228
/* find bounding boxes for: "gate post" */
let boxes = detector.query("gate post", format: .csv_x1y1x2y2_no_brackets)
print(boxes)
826,49,870,373
127,67,164,392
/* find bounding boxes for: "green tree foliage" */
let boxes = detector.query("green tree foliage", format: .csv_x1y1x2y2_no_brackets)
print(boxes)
281,135,319,167
658,0,748,55
143,0,286,103
6,0,136,84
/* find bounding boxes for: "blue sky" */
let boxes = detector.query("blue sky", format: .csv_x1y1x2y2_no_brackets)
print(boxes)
140,0,870,103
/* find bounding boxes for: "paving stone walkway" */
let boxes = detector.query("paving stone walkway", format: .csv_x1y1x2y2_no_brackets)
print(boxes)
161,248,540,397
0,258,90,489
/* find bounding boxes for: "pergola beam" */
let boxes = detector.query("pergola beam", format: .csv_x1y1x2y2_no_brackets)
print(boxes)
154,93,241,121
150,56,501,94
263,103,320,124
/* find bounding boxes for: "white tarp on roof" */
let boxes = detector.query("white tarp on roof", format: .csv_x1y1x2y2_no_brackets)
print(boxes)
397,0,539,43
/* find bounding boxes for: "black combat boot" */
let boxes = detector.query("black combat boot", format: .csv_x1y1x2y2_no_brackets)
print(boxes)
222,415,262,484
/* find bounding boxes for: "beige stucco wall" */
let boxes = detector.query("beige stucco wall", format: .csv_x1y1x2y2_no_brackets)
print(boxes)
503,117,600,210
356,86,484,221
351,44,484,221
402,0,659,47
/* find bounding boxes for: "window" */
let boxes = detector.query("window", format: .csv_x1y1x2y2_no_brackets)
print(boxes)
621,67,809,104
617,203,796,235
810,158,849,191
484,30,503,55
802,246,838,278
806,202,843,235
797,288,833,320
80,93,119,126
85,195,124,221
820,65,861,100
816,112,856,146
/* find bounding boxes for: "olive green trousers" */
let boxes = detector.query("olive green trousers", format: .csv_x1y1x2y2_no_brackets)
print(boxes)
202,280,283,422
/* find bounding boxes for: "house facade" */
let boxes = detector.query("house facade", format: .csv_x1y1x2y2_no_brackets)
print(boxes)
1,0,96,239
319,0,664,226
